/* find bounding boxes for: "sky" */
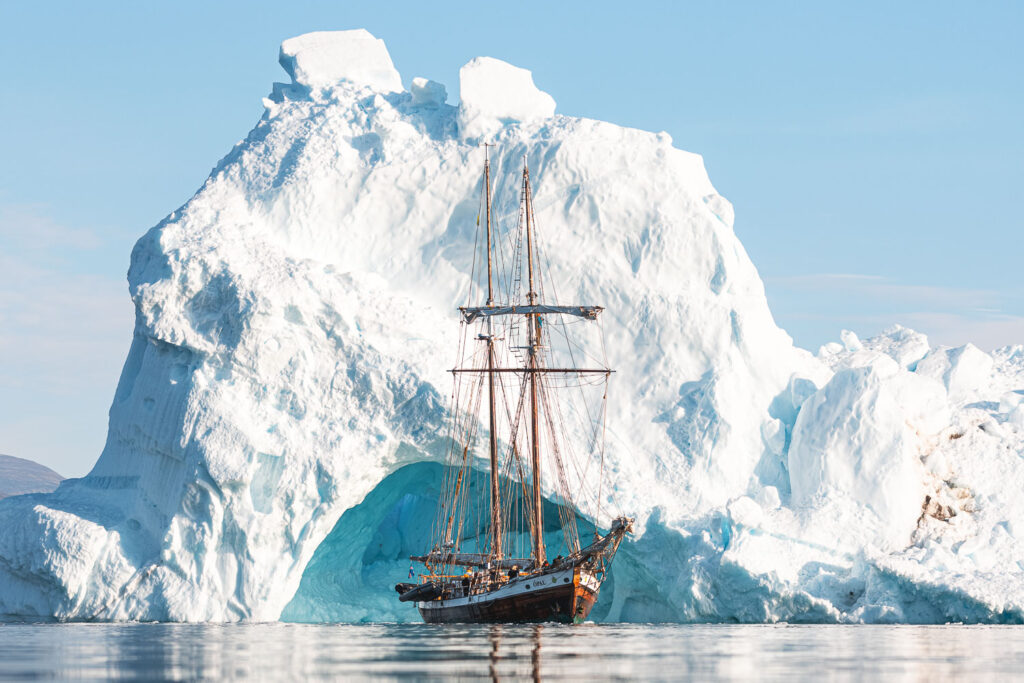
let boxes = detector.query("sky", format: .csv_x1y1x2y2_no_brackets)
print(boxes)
0,1,1021,476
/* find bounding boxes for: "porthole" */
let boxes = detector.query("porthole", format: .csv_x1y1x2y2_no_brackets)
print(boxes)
525,584,530,588
563,578,570,583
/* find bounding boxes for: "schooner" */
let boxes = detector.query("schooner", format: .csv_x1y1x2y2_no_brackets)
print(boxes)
395,148,632,623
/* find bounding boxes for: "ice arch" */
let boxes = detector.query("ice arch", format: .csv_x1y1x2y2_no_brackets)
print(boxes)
281,462,662,623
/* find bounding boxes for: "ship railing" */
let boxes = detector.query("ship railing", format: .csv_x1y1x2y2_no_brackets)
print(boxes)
419,561,582,594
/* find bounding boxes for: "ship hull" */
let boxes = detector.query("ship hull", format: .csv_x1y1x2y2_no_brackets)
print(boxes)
417,567,600,624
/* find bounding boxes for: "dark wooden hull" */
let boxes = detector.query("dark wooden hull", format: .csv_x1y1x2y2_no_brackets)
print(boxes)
418,570,599,624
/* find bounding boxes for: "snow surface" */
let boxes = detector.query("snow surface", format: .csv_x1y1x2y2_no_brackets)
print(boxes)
279,30,402,93
2,30,1024,623
789,354,950,551
409,77,447,109
456,57,556,141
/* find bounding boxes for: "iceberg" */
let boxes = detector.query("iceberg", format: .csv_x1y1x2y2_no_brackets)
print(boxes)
1,30,1023,623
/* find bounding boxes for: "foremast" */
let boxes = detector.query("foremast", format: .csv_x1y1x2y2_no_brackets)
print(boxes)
483,145,503,563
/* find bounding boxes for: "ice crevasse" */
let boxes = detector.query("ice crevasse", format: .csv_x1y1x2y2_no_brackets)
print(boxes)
2,29,1024,623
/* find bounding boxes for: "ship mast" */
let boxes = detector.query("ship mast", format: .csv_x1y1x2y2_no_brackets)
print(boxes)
440,152,609,572
523,163,545,566
484,146,503,562
401,143,634,626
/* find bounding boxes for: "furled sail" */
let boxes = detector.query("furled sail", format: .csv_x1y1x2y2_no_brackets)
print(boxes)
410,552,536,570
459,304,603,323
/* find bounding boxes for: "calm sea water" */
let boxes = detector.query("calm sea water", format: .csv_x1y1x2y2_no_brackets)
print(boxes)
1,622,1022,680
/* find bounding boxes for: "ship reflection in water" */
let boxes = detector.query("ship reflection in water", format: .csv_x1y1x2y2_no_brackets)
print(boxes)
2,622,1024,679
489,624,543,682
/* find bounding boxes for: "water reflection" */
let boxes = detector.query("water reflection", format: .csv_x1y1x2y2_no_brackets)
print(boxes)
531,625,542,683
489,624,502,680
2,623,1024,680
487,624,544,682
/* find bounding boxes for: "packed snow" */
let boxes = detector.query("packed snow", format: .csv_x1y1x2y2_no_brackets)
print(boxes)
1,30,1023,623
456,57,556,141
409,77,447,108
279,29,402,92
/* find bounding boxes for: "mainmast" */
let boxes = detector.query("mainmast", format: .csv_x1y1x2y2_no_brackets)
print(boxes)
523,163,546,566
483,146,502,562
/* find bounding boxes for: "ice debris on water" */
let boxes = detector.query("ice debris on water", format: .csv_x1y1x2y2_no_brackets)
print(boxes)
1,30,1024,624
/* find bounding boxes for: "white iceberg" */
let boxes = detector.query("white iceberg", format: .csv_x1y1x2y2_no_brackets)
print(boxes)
1,30,1023,624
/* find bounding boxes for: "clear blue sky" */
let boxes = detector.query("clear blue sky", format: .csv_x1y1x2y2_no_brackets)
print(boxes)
1,1,1021,476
